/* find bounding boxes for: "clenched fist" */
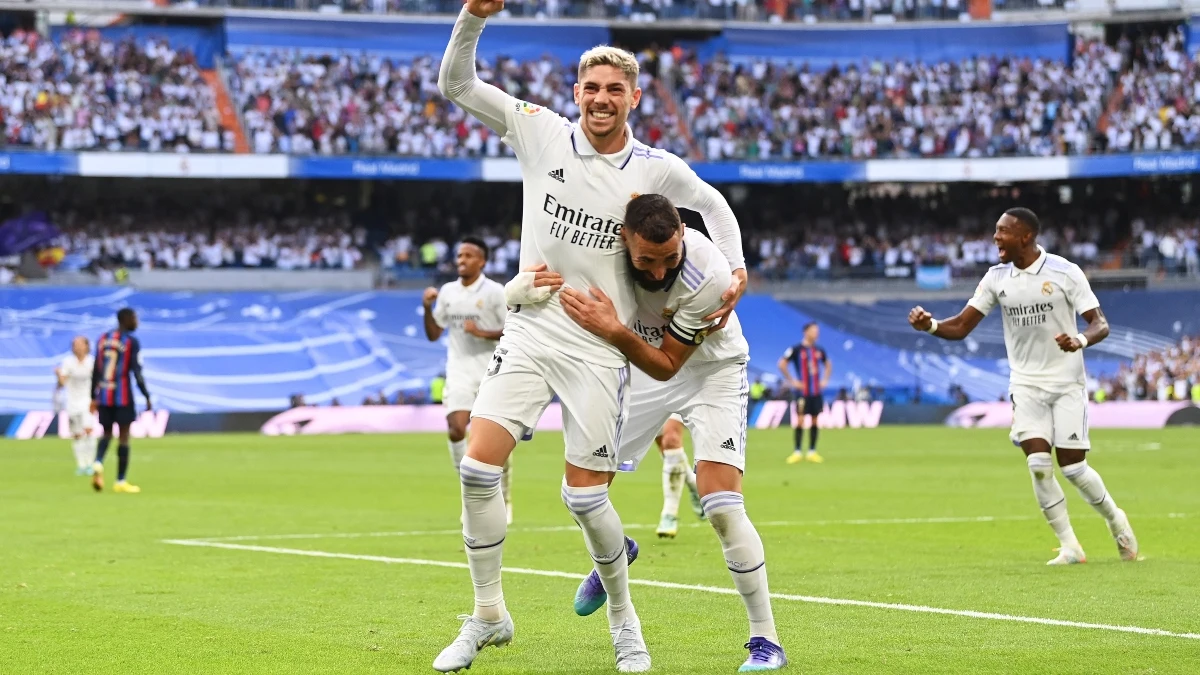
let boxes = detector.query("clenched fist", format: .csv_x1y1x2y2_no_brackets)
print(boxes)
466,0,505,18
908,306,933,332
422,287,439,308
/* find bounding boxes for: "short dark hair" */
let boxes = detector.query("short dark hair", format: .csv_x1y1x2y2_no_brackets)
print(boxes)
624,194,682,244
804,322,818,331
459,236,489,261
1004,207,1040,235
117,307,135,324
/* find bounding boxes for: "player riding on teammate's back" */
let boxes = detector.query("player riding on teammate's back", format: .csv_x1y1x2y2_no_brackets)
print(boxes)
434,2,749,671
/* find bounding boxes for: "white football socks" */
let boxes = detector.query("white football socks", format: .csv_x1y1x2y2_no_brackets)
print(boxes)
501,457,513,506
561,480,636,627
72,438,92,470
1027,452,1081,551
459,457,507,622
1060,460,1121,526
701,491,779,644
448,439,467,472
661,449,686,518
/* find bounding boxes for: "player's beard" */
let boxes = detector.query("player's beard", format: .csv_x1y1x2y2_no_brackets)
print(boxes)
625,251,684,292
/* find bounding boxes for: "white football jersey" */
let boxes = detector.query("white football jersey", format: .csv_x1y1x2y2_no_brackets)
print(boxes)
967,246,1100,390
57,354,94,412
441,10,745,368
433,275,507,384
630,228,749,374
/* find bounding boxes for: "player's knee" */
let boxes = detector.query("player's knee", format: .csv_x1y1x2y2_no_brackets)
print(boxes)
459,458,502,497
560,480,610,519
1026,451,1054,480
447,424,467,443
1056,448,1087,468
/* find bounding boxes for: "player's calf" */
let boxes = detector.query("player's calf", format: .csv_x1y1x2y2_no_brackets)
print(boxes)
1059,458,1138,561
1027,451,1085,563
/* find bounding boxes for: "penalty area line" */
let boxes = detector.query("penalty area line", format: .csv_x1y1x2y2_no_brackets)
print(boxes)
161,538,1200,642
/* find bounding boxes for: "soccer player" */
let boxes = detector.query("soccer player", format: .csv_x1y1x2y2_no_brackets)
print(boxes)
56,336,96,475
779,323,831,464
434,3,748,671
90,308,151,494
549,194,785,671
908,207,1138,565
653,415,705,538
422,237,513,524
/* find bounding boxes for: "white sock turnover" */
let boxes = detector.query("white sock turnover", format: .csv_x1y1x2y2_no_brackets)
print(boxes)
701,490,779,644
1027,452,1081,551
459,456,507,622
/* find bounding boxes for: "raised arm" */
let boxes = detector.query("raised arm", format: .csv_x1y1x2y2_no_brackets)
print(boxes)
909,304,986,341
1055,267,1109,352
437,4,511,136
422,287,444,342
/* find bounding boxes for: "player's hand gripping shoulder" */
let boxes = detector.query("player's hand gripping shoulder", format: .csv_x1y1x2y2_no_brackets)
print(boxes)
465,0,505,17
702,268,747,332
504,264,564,306
560,287,623,341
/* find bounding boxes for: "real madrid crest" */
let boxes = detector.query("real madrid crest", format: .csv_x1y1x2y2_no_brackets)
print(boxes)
476,299,484,309
661,306,677,320
1041,282,1053,296
694,328,709,345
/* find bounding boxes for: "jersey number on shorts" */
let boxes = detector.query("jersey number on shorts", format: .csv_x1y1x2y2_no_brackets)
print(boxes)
486,348,508,377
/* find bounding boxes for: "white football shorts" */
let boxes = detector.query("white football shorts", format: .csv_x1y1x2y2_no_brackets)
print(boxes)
618,360,749,472
1009,383,1090,450
442,372,483,415
67,410,93,437
471,333,629,472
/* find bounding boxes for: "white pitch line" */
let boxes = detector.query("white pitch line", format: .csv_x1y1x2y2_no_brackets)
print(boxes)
186,515,1047,543
161,539,1200,641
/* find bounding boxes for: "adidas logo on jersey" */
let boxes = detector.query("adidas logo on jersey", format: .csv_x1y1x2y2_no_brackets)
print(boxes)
720,438,736,451
1068,433,1079,441
548,168,565,183
593,445,609,458
998,290,1007,298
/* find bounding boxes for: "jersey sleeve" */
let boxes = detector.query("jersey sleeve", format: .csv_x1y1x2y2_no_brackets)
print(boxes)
58,356,72,375
654,153,746,272
1065,264,1101,315
665,275,725,347
819,346,830,365
500,98,568,166
782,345,795,360
967,271,999,316
486,284,508,330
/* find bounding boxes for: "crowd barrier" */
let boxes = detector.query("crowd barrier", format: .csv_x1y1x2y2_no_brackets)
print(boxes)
5,152,1200,183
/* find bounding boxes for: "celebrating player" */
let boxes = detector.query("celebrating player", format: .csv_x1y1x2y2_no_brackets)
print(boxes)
779,323,831,464
652,416,705,539
422,237,513,523
908,207,1138,565
90,308,151,494
434,4,748,671
56,336,96,476
549,194,785,671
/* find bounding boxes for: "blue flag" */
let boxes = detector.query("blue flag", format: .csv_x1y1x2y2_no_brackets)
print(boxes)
0,212,59,256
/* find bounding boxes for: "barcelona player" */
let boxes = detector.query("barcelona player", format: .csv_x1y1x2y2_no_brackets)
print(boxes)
90,308,152,494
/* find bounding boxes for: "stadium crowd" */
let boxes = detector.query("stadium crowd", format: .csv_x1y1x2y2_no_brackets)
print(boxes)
1097,336,1200,402
0,29,230,153
53,213,366,272
0,25,1195,160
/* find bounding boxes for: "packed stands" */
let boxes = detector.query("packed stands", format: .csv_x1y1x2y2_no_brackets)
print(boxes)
1098,335,1200,401
0,29,229,153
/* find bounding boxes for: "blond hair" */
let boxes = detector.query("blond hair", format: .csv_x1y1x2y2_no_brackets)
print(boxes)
577,45,639,86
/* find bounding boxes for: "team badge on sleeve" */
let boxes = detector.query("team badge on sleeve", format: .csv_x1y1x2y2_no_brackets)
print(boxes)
515,101,543,116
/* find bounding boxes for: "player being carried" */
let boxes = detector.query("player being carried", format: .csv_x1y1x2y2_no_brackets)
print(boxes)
56,336,96,476
511,194,786,671
908,207,1138,565
422,237,513,524
91,308,152,494
434,3,749,671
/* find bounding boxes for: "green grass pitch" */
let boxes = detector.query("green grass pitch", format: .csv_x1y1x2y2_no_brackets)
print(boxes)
1,426,1198,674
